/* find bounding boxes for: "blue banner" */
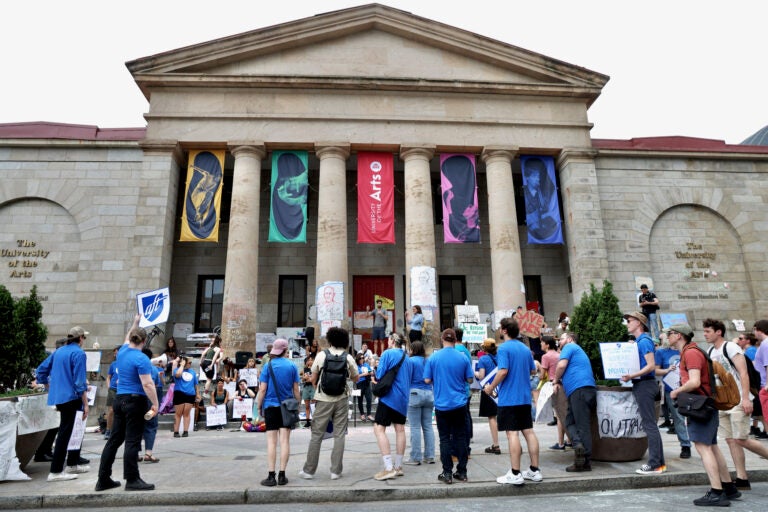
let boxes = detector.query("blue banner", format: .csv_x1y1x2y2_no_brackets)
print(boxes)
521,156,563,245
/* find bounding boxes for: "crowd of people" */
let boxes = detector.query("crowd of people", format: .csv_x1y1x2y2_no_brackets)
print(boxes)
32,306,768,506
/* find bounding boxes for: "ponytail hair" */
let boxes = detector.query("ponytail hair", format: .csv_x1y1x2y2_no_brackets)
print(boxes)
128,327,148,344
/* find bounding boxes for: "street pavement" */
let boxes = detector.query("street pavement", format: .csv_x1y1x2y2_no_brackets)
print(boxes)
2,412,767,509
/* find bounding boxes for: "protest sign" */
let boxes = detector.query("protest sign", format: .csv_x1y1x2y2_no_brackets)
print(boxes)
599,342,640,380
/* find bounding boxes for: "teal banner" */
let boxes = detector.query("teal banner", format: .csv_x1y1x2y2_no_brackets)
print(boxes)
269,150,309,242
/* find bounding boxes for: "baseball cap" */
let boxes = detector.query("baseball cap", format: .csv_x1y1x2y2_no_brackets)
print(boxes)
68,326,89,338
664,324,693,337
441,329,456,342
270,338,289,355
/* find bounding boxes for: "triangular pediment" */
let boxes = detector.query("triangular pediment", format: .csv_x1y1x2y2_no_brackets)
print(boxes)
128,4,608,102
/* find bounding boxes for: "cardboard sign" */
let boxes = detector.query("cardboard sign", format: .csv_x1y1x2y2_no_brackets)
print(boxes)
239,368,259,388
67,411,86,450
517,310,544,338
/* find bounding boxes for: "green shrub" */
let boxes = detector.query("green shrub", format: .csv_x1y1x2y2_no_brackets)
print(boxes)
569,280,628,382
0,285,48,392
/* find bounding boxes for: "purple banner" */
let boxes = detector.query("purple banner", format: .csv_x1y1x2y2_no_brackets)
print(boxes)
440,153,480,243
521,155,563,244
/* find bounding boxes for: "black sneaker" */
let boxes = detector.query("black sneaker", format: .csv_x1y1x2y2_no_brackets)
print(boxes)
438,471,453,484
173,432,180,438
693,490,730,507
182,432,189,438
452,472,468,482
680,446,691,459
277,472,288,486
734,478,750,491
260,475,277,487
78,456,90,465
756,430,768,439
546,418,557,426
94,478,121,492
125,478,155,491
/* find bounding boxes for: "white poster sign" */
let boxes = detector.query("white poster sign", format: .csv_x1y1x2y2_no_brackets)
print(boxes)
455,305,480,324
67,411,86,450
663,368,680,390
206,405,227,427
87,385,97,406
224,381,237,398
459,323,487,344
84,351,102,372
596,390,645,439
232,398,254,419
320,320,341,337
316,281,344,321
410,266,437,307
136,287,171,328
535,381,555,423
256,333,277,354
239,369,259,388
16,394,59,435
0,401,29,481
599,342,640,380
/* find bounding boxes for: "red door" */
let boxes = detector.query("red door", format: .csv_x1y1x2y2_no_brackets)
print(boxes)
353,276,395,355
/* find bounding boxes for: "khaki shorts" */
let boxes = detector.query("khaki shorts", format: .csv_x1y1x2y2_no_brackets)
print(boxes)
106,387,117,407
718,406,750,440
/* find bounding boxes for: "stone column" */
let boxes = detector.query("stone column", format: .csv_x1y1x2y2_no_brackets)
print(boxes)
221,143,266,356
315,144,351,329
557,148,610,301
400,145,436,309
481,146,526,315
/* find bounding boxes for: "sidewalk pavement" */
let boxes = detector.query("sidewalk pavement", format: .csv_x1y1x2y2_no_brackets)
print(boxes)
2,414,767,509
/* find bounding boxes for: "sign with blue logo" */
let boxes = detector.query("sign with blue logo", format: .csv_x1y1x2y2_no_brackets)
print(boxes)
137,287,171,328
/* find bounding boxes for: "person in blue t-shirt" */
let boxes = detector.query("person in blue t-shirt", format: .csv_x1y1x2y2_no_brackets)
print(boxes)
622,311,665,475
483,317,541,486
355,354,373,422
96,315,160,492
171,355,200,437
424,329,473,484
654,337,691,459
552,332,596,472
405,341,435,465
256,338,300,487
453,328,473,459
35,326,89,482
104,346,120,440
372,333,411,481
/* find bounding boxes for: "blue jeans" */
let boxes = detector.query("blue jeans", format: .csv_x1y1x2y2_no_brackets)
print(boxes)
435,406,467,474
632,379,664,468
664,389,690,447
647,312,660,340
407,388,435,461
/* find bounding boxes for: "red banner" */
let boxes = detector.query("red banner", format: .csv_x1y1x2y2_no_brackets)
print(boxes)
357,152,394,244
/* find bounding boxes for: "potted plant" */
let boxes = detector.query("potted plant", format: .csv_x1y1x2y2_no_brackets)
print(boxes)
0,285,52,471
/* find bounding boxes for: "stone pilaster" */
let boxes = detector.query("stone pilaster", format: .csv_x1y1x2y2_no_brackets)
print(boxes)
400,145,436,308
481,146,525,314
557,148,610,301
315,143,351,328
220,143,266,356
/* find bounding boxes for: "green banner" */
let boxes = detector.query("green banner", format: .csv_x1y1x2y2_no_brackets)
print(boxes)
269,150,309,242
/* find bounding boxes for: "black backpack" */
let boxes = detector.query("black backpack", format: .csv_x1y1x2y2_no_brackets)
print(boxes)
709,344,761,397
320,349,349,395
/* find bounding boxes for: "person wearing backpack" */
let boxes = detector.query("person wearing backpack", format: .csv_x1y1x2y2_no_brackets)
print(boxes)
298,327,358,481
669,323,740,507
704,318,768,492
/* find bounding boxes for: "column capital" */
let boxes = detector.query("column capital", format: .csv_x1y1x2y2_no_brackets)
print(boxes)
138,139,184,165
399,144,435,162
481,145,519,164
315,143,350,161
228,142,266,160
557,147,598,167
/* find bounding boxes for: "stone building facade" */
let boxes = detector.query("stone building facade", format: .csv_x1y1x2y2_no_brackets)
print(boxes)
1,5,766,350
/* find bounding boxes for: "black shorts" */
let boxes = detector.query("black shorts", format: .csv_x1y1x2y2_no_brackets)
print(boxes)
374,401,406,426
106,387,117,407
173,390,196,406
264,406,290,431
497,405,533,431
479,391,498,418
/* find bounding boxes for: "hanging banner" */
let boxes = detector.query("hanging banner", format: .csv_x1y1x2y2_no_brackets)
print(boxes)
440,153,480,243
269,150,309,242
316,281,344,321
180,150,225,242
357,152,395,244
410,266,437,307
521,155,563,245
374,294,394,309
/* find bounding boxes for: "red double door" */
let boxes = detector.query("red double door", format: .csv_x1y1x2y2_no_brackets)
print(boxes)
352,275,395,356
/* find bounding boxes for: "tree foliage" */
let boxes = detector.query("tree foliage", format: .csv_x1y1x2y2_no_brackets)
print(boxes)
569,280,629,382
0,285,48,392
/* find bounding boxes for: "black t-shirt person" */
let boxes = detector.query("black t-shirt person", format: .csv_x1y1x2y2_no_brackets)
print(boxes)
639,290,659,315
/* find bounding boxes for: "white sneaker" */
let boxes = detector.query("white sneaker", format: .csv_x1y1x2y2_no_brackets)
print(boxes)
496,470,524,486
65,465,90,474
298,470,314,479
522,468,543,482
373,468,398,481
330,473,341,480
47,472,78,482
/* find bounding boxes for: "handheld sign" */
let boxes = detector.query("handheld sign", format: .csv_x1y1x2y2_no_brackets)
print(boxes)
137,287,171,328
599,342,640,380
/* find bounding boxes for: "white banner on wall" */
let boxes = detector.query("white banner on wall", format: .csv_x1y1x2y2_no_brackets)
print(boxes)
596,390,645,439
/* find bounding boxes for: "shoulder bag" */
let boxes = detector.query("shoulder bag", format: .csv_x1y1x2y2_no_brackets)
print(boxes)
372,351,407,397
